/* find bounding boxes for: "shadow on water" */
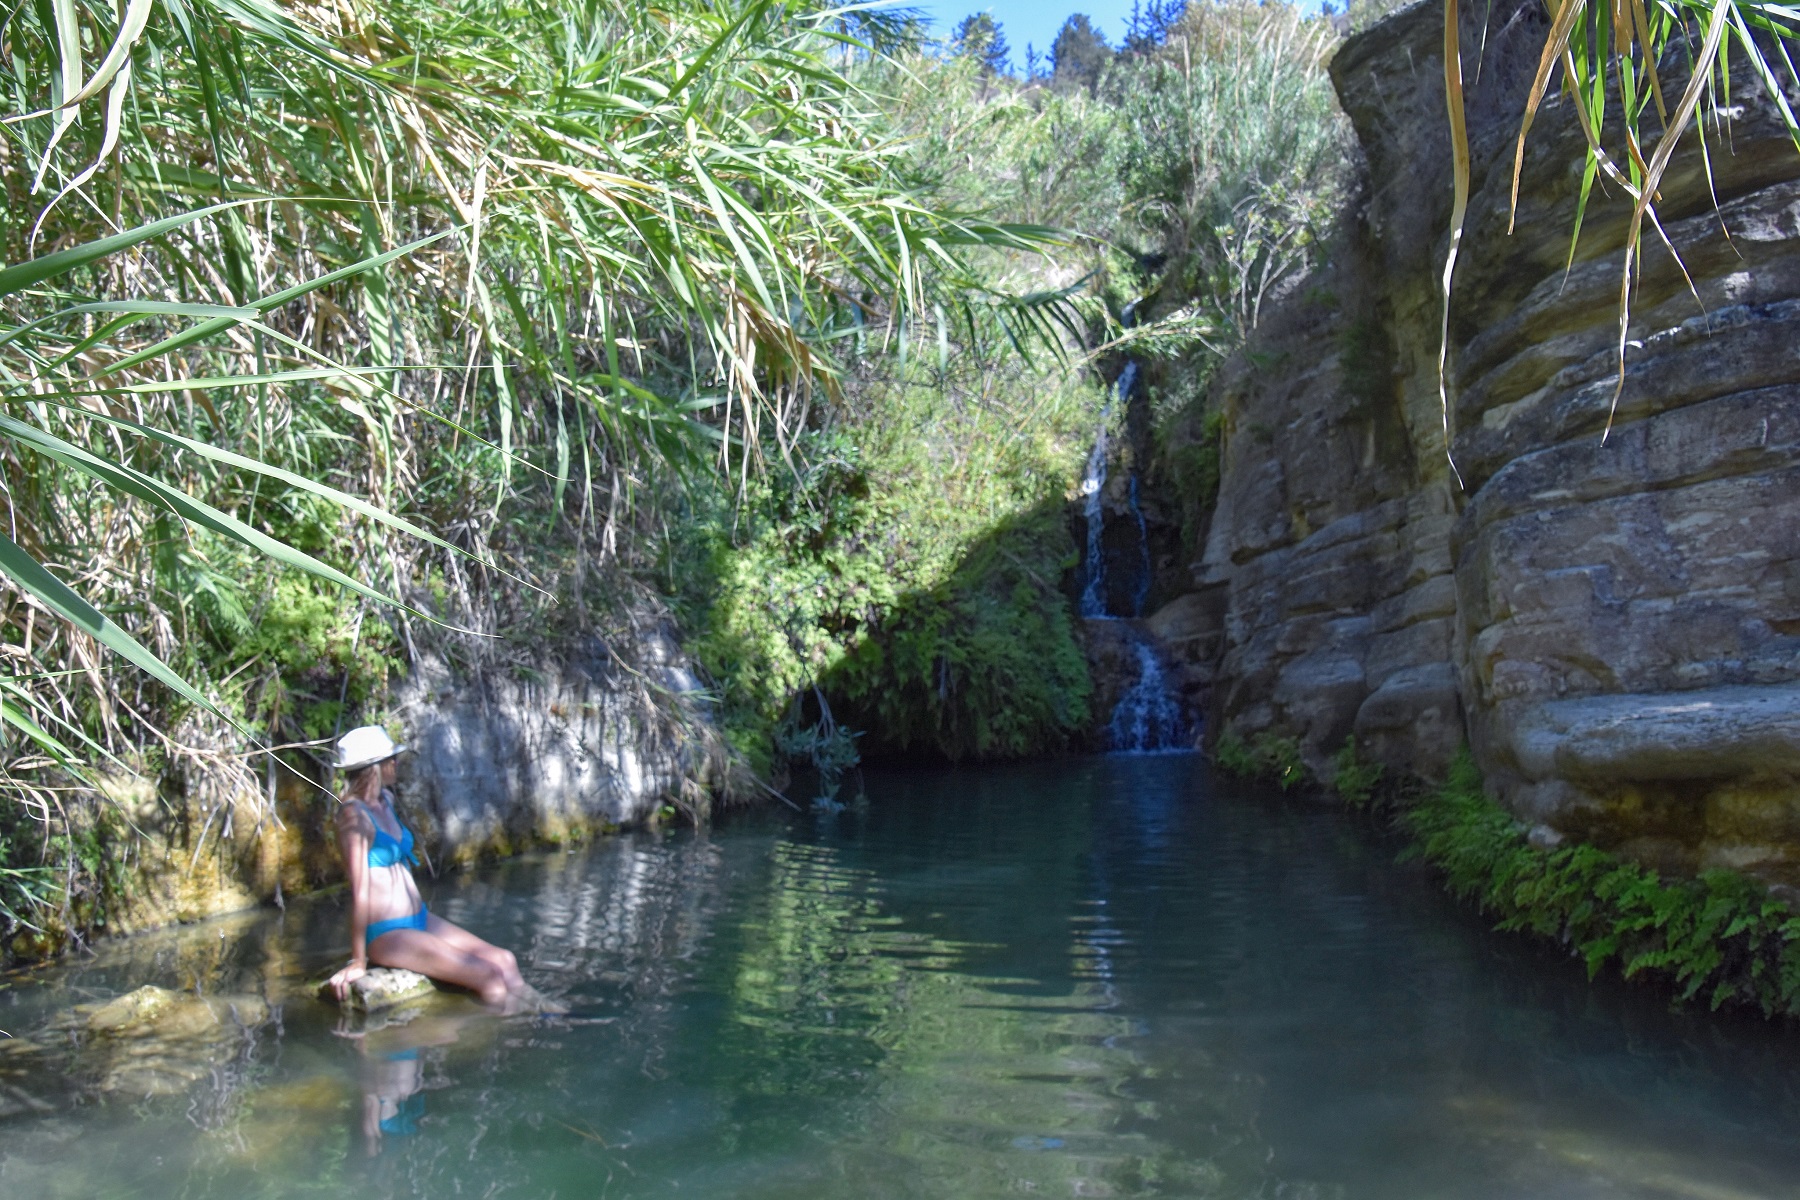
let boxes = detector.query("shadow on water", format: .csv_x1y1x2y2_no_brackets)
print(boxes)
5,756,1800,1197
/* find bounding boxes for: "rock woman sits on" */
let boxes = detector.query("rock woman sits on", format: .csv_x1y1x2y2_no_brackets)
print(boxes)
325,726,530,1011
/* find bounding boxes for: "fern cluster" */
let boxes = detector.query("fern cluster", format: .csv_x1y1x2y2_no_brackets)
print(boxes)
1328,737,1384,809
1404,751,1800,1018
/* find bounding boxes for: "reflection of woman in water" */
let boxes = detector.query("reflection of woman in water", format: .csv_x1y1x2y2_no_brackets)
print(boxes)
347,1012,473,1156
324,726,530,1010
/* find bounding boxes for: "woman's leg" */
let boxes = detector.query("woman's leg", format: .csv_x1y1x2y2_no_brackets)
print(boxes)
423,913,524,993
367,928,510,1007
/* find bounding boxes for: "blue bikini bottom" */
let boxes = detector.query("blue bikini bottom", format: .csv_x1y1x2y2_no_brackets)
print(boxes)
379,1093,425,1137
367,905,428,945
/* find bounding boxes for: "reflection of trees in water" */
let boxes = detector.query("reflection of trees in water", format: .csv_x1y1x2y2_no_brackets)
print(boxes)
0,779,1301,1200
699,834,1268,1198
32,764,1770,1199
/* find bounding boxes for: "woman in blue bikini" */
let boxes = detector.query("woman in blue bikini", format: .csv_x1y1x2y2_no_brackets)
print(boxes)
324,726,529,1009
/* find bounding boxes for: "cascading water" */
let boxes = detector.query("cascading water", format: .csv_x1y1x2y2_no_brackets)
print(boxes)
1127,474,1151,619
1106,634,1188,753
1077,361,1137,618
1077,408,1112,619
1076,357,1189,753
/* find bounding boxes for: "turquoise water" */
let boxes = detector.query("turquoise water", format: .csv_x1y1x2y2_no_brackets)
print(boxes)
6,755,1800,1197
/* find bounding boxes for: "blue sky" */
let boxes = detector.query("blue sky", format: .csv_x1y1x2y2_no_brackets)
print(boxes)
909,1,1138,71
906,1,1324,74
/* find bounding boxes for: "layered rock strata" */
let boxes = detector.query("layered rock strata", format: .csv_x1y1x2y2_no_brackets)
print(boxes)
1179,0,1800,886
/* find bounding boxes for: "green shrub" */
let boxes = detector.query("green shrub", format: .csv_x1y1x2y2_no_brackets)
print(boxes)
1403,750,1800,1017
1213,730,1307,791
1111,2,1351,353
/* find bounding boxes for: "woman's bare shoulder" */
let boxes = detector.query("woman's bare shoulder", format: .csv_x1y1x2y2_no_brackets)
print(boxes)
335,802,376,839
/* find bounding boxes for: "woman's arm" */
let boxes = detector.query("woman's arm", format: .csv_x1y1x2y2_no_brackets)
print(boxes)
328,805,376,999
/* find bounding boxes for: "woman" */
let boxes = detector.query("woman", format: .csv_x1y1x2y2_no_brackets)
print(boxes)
325,726,529,1010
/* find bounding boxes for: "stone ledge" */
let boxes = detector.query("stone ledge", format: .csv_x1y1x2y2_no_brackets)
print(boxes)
1512,683,1800,783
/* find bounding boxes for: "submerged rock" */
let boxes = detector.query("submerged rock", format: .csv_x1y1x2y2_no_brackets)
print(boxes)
0,984,277,1101
79,985,270,1042
84,984,180,1033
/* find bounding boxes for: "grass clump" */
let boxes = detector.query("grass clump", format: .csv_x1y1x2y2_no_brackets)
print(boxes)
1213,730,1306,791
1403,751,1800,1018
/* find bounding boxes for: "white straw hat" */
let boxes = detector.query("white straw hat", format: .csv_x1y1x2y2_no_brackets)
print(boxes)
334,725,406,772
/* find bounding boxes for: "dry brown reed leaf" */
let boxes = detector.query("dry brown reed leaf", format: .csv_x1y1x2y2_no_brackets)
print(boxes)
1438,0,1471,490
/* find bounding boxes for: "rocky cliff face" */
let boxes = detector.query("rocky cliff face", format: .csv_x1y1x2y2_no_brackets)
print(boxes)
1169,0,1800,888
395,629,725,864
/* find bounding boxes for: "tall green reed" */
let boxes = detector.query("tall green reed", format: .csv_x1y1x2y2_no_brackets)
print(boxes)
0,0,1074,937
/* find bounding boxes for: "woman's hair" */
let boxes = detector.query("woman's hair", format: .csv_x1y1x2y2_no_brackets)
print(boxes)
340,761,385,807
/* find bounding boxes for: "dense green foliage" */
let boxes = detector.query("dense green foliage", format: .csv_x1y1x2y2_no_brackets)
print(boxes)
1112,3,1349,350
0,0,1080,939
675,369,1097,771
0,0,1365,942
1404,751,1800,1018
670,48,1127,777
684,6,1355,782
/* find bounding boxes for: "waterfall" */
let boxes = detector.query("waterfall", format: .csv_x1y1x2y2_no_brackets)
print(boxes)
1077,415,1110,618
1106,635,1188,753
1127,474,1151,618
1075,355,1187,753
1077,362,1139,619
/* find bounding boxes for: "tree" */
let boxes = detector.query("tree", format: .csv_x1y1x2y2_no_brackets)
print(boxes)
952,12,1011,75
1049,14,1111,93
1123,0,1188,54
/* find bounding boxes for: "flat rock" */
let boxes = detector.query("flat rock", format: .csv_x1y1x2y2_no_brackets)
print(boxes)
84,985,178,1033
316,967,437,1012
0,984,277,1101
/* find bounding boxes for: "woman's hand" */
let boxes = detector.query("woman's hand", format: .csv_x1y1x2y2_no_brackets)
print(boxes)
328,959,369,1000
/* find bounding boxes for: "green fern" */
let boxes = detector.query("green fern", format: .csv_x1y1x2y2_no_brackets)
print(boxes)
1404,750,1800,1018
1329,736,1384,808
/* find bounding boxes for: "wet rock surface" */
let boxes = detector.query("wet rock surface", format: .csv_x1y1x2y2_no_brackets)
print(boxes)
1160,0,1800,881
315,967,438,1012
0,984,273,1103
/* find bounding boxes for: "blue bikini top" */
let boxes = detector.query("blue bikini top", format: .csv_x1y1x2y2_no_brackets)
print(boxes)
363,798,418,869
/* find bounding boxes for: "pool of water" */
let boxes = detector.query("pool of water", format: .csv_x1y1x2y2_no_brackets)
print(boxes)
6,755,1800,1198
